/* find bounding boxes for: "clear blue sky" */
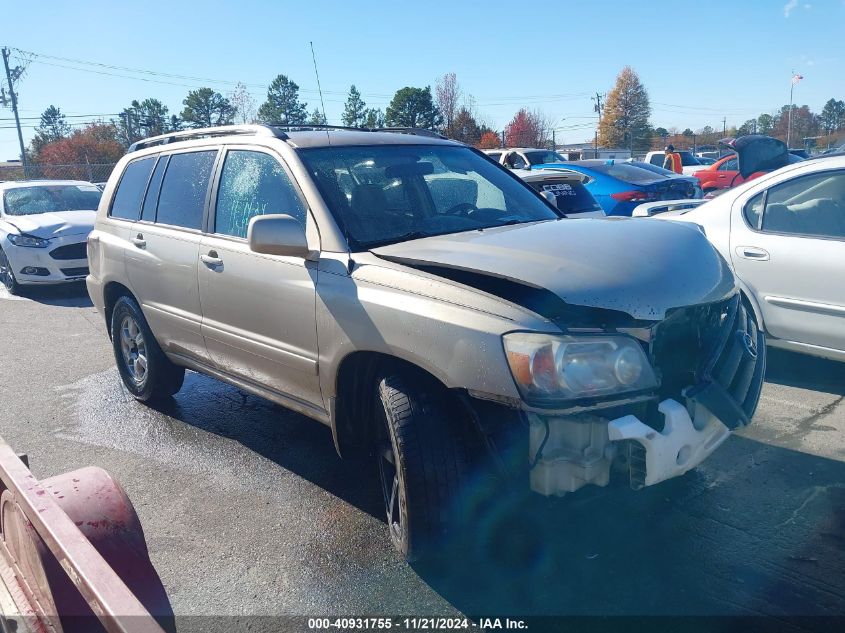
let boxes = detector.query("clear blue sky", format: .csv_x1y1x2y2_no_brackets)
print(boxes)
3,0,843,159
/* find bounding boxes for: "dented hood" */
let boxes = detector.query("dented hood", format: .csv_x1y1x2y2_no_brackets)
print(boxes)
371,218,735,321
2,210,95,239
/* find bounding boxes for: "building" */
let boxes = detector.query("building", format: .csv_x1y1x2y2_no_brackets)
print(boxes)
555,143,631,161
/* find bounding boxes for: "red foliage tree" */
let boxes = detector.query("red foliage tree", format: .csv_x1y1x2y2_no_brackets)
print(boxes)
504,108,542,147
477,131,501,149
37,124,124,167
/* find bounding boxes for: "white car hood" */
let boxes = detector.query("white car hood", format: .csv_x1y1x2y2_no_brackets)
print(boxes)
2,210,96,239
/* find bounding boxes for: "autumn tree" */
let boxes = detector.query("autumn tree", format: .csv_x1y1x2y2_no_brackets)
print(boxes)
478,131,501,149
31,106,71,155
37,124,124,165
435,73,461,135
181,88,236,128
258,75,308,125
230,82,257,124
598,66,651,151
385,86,441,129
342,85,367,127
504,108,546,147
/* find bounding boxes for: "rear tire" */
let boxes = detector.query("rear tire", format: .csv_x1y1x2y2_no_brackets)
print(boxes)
375,369,469,562
111,295,185,402
0,247,20,295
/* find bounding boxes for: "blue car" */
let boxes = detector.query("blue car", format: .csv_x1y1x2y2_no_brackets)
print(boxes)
533,160,697,216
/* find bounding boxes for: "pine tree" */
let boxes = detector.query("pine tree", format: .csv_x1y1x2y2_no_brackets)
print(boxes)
385,87,441,130
308,108,327,125
342,85,367,127
257,75,308,126
32,106,71,154
181,88,236,128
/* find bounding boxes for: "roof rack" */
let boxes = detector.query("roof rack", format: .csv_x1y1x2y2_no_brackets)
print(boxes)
373,127,447,139
127,123,450,153
127,124,288,152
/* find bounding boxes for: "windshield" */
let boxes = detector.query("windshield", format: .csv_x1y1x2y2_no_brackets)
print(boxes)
299,145,560,249
2,184,102,216
524,150,566,165
533,180,602,215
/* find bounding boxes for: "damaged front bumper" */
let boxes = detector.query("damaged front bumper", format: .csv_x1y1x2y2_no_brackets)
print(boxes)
527,400,729,496
525,295,765,496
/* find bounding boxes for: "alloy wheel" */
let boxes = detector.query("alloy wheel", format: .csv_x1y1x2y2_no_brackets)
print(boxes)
119,315,148,385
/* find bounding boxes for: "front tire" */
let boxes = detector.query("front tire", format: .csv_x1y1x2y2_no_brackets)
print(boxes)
375,369,469,562
111,296,185,402
0,247,20,295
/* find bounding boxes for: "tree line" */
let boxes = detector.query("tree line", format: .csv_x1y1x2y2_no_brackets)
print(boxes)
25,68,845,166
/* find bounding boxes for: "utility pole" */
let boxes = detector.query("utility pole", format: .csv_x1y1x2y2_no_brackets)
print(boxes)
551,129,556,151
592,92,604,158
722,117,727,138
500,129,505,148
2,47,28,177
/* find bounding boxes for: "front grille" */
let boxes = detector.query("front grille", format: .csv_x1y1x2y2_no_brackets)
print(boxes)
60,266,89,278
686,295,766,429
50,242,87,260
651,295,765,429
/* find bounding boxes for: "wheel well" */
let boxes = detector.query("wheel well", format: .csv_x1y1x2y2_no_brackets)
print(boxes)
332,351,461,458
103,282,135,337
739,289,762,330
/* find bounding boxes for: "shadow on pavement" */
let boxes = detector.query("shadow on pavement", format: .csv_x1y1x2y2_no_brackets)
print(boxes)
765,347,845,396
149,372,384,521
17,281,93,308
413,436,845,619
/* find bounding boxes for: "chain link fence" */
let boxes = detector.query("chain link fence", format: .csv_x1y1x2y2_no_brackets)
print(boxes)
0,163,118,184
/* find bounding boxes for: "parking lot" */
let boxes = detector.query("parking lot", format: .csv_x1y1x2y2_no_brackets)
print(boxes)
1,282,844,629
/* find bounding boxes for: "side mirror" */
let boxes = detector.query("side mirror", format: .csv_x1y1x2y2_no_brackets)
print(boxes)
248,214,312,259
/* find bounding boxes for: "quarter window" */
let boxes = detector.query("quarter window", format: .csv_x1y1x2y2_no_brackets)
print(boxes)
214,151,306,238
156,151,217,230
110,157,155,220
743,192,765,229
760,170,845,239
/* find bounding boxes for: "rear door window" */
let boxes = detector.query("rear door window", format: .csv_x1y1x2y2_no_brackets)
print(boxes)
110,157,156,221
156,151,217,230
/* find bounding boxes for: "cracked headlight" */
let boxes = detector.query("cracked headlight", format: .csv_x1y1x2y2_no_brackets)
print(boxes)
8,234,51,248
503,332,658,404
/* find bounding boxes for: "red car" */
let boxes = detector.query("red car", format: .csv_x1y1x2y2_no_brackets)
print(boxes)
693,154,758,193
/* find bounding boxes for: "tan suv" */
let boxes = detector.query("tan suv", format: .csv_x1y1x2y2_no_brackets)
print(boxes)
87,125,765,560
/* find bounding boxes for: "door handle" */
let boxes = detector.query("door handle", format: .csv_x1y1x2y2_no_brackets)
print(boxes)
735,246,770,261
201,251,223,268
130,234,146,249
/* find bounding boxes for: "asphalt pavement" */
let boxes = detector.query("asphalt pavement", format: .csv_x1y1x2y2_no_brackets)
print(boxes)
0,282,843,631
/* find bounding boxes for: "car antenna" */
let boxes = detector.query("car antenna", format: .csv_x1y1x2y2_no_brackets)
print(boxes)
309,41,330,146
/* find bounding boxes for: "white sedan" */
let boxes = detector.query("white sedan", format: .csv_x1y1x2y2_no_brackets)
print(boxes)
0,180,100,294
652,154,845,363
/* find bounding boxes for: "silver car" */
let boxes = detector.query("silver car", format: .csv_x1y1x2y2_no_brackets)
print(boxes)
87,125,765,560
659,154,845,363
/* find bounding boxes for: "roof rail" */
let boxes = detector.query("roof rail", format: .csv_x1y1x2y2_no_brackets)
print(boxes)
373,127,447,139
270,123,364,133
127,124,288,152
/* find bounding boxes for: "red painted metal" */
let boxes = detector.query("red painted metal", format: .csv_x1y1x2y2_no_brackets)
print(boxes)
0,437,167,633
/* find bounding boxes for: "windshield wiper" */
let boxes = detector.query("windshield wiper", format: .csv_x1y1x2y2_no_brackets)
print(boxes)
365,230,435,249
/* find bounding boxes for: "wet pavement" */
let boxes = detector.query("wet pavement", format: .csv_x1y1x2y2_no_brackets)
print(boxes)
1,283,844,629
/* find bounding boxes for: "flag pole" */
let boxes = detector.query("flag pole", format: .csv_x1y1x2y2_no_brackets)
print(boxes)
787,71,794,148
